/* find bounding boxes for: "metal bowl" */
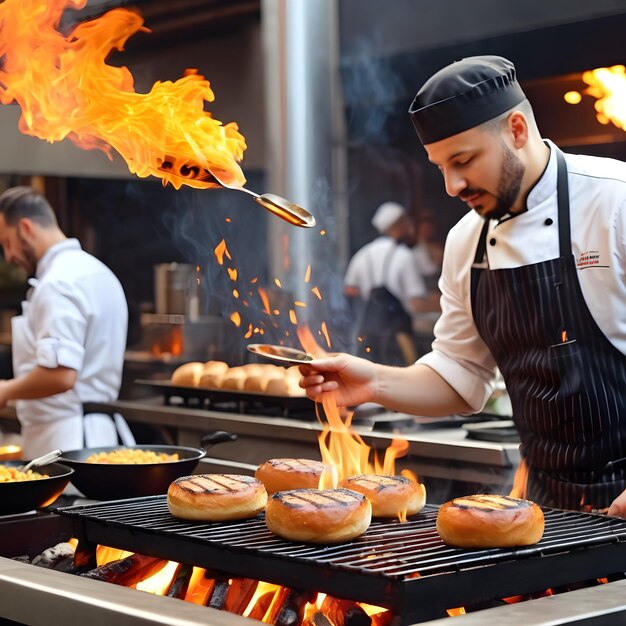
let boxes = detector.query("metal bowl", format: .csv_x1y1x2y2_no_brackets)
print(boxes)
0,461,74,515
60,445,207,500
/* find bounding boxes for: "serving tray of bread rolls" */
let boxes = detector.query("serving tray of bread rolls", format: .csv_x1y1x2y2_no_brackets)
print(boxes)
136,359,315,417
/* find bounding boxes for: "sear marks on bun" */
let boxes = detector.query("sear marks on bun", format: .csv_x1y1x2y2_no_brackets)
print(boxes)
277,487,363,509
167,473,267,522
255,458,337,495
176,474,258,494
265,488,372,544
436,494,545,549
339,474,426,518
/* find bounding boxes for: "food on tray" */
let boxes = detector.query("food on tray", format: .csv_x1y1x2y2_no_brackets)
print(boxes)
167,474,267,521
339,474,426,518
171,362,205,387
436,494,545,548
170,360,306,396
85,449,180,464
0,465,49,482
265,488,372,543
220,366,248,390
255,458,338,495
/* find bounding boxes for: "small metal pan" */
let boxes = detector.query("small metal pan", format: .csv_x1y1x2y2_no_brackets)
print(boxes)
0,461,74,515
247,343,316,366
59,431,237,500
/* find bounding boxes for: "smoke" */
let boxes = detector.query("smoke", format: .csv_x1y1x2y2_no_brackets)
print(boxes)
341,33,407,145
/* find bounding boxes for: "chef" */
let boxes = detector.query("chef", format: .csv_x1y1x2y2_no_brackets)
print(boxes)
299,55,626,515
0,186,134,458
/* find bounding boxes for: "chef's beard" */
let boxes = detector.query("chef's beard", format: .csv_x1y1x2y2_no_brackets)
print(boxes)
482,144,525,220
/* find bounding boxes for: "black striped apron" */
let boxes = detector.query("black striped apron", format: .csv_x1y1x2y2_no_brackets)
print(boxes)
470,149,626,510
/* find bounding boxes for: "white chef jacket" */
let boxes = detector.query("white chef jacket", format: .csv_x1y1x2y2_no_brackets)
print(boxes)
418,140,626,412
12,239,135,457
344,237,427,315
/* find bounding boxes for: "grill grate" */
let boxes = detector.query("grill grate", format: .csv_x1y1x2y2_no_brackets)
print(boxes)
59,497,626,624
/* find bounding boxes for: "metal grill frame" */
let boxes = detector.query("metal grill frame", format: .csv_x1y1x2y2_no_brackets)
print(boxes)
58,497,626,624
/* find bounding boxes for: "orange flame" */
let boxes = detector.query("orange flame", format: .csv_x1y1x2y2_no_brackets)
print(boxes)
296,324,424,521
214,239,231,266
185,567,216,605
230,311,241,327
0,0,246,189
509,458,529,499
136,561,180,595
258,287,271,315
296,324,327,359
320,322,331,349
304,265,312,283
311,286,322,300
446,607,466,616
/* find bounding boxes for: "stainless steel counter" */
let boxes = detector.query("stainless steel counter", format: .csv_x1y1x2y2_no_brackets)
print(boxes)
0,399,521,499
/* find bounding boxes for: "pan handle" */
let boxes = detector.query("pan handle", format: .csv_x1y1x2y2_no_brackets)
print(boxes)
201,431,238,451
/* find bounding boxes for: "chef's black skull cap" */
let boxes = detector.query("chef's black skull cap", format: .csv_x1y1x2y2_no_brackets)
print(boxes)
408,55,527,144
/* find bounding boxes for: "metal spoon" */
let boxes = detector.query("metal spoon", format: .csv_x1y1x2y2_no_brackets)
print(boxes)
209,169,316,228
20,449,63,473
247,343,315,366
157,158,316,228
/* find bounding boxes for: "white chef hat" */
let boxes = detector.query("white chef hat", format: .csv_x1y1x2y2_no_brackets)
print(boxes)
371,201,407,234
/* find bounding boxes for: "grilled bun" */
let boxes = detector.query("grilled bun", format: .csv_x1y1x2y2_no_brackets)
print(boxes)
167,474,268,521
171,362,204,387
436,494,544,548
256,458,338,495
265,488,372,543
339,475,426,518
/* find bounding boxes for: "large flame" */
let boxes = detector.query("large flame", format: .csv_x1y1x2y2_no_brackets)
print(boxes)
0,0,246,189
297,326,424,521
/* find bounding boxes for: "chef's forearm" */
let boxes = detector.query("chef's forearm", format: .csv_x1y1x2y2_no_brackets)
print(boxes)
2,365,77,401
372,362,474,416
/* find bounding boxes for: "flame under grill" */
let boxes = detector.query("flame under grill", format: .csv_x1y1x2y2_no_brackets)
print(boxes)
58,498,626,624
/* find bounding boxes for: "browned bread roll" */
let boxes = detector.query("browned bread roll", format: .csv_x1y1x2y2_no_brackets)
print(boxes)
198,371,225,389
203,360,229,375
436,494,545,548
265,488,372,543
339,475,426,518
171,362,204,387
220,366,248,390
167,474,268,521
266,376,305,397
256,458,338,495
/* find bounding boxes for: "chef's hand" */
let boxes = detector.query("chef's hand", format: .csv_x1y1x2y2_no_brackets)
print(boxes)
608,489,626,517
298,353,378,407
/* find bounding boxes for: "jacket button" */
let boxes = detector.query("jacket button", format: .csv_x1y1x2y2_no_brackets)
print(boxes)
489,238,496,246
545,218,553,226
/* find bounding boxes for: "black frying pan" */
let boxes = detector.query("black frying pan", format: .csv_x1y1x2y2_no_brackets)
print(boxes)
59,431,237,500
0,461,74,515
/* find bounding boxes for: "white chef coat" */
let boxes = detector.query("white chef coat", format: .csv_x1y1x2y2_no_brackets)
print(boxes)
12,239,135,458
418,140,626,412
344,237,427,315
